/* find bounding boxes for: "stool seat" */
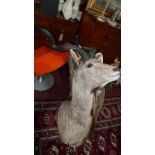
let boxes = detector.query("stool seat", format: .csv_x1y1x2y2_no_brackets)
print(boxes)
34,47,69,75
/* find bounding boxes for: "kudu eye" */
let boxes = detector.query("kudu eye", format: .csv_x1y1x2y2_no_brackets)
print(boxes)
87,63,93,68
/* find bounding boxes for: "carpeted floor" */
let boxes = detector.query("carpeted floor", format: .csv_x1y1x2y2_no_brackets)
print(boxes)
34,64,121,155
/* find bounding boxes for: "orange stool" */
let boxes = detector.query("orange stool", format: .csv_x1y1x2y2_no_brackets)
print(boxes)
34,27,71,91
34,46,69,91
34,47,69,75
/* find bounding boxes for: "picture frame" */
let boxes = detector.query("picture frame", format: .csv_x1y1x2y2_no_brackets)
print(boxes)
86,0,121,18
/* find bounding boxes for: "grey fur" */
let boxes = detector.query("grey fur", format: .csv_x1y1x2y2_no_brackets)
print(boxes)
57,51,120,146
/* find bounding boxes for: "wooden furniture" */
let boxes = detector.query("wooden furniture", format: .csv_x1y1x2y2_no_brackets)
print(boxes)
78,11,121,64
34,9,79,45
34,9,121,64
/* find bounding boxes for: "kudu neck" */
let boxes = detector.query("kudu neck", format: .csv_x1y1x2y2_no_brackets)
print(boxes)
71,75,94,113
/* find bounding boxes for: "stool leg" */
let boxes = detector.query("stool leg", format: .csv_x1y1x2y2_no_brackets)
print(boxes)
34,74,54,91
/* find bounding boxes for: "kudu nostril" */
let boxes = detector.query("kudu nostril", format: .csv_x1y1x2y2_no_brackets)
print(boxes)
113,67,120,72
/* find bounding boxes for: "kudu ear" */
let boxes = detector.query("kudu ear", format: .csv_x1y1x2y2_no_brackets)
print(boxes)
70,49,81,66
95,53,103,63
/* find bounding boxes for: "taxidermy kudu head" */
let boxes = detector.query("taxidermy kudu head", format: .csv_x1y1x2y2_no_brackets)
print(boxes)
69,48,120,92
57,47,120,146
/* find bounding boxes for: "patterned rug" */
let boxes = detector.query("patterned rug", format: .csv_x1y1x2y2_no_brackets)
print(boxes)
34,97,121,155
